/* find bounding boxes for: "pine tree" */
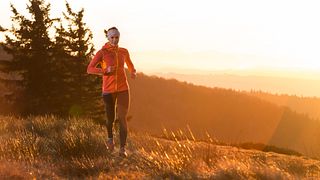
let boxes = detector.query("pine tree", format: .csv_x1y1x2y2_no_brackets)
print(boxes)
0,0,58,115
0,0,102,117
57,2,102,117
50,22,71,115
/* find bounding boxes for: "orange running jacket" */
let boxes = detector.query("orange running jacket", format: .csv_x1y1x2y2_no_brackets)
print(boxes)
87,42,136,94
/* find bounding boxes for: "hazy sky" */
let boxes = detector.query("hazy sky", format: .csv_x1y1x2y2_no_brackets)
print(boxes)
1,0,320,76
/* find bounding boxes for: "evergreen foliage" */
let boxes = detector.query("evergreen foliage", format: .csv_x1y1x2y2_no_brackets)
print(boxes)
53,2,101,117
0,0,102,117
0,0,58,115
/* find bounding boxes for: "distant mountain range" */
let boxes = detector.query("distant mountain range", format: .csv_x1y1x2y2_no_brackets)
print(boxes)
154,72,320,97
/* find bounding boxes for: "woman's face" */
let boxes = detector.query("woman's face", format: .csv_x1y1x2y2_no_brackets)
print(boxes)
107,29,120,46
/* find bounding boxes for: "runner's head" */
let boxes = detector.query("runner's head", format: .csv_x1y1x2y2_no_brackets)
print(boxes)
105,27,120,46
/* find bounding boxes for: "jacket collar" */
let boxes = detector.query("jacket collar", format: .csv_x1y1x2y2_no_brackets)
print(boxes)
102,42,118,51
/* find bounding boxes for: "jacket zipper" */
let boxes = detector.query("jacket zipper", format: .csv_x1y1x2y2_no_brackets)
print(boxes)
115,50,119,92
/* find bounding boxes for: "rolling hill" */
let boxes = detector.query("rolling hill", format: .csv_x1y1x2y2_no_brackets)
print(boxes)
127,73,320,158
154,72,320,120
248,91,320,120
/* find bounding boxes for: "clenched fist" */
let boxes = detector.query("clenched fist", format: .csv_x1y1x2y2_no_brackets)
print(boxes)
103,66,116,75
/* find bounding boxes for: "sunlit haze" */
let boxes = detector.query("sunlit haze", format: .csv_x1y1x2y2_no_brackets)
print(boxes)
3,2,320,171
1,0,320,79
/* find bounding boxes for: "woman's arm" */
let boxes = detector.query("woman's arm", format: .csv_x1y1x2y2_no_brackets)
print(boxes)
87,50,104,76
124,49,136,78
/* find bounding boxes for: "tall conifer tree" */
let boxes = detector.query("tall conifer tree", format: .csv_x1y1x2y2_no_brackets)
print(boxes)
0,0,58,115
57,2,101,117
1,0,102,117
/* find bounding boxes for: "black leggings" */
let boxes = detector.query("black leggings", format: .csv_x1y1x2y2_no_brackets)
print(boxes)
103,90,130,148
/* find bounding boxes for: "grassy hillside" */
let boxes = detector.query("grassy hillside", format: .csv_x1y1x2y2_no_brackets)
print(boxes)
0,115,319,179
127,73,320,158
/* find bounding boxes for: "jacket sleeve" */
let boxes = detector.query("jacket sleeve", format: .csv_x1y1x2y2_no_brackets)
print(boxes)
124,49,136,73
87,50,104,75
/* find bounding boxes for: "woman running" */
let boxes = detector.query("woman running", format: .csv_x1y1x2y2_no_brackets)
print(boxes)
87,27,136,157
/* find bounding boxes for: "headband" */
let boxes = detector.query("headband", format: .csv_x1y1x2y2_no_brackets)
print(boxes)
107,29,120,38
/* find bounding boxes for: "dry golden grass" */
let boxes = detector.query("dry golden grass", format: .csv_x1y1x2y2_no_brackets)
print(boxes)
0,115,319,179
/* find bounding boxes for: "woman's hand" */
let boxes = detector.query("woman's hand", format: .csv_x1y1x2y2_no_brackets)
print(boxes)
103,66,116,75
131,71,137,79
